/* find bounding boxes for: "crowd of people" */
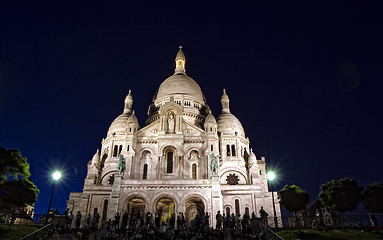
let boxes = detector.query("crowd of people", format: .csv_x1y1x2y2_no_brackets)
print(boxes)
56,208,271,240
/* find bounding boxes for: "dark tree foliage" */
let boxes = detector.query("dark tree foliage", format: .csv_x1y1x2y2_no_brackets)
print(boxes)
0,178,39,208
278,185,309,213
319,178,362,213
0,147,31,184
0,147,39,213
362,183,383,213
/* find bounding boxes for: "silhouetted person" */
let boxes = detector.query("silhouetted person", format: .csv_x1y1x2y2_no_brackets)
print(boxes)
76,211,82,229
243,211,250,230
86,213,92,228
122,212,129,230
169,215,175,229
93,212,100,228
114,212,121,229
259,207,268,226
68,211,74,228
177,214,182,229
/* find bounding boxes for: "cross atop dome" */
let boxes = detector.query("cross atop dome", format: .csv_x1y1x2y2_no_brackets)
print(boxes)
175,46,186,74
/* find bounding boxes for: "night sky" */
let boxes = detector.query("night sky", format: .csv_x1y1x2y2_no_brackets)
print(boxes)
2,2,383,215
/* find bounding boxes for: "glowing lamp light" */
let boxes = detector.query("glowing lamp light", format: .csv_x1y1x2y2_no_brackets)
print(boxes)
52,171,62,181
267,171,276,181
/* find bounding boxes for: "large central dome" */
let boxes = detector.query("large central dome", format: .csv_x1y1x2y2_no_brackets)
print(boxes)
155,74,205,103
146,47,209,126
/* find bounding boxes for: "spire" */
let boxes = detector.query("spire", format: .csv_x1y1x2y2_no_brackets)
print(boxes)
221,89,230,113
175,45,186,74
124,89,133,114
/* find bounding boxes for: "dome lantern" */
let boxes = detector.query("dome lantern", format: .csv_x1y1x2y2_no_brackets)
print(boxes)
175,46,186,74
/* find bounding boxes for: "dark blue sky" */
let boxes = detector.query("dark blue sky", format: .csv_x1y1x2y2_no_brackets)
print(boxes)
2,2,383,215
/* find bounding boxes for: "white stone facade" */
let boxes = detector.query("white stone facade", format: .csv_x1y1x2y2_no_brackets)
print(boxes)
67,47,281,228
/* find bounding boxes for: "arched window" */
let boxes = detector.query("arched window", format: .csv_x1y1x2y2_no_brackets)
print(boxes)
93,207,98,216
226,207,231,216
118,145,123,155
235,199,240,216
143,164,148,179
226,145,231,156
102,199,108,222
167,151,173,174
192,164,197,179
259,170,262,175
231,145,236,156
127,145,130,151
113,145,118,157
210,127,212,132
210,144,213,151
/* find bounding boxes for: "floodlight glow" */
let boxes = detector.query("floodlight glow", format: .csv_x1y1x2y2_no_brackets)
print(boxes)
267,171,276,181
52,171,62,181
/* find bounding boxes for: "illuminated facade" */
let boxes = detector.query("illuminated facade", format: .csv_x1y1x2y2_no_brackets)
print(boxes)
67,47,281,227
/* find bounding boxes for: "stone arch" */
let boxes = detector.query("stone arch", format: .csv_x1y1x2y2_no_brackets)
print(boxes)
153,194,178,224
123,194,149,217
219,170,248,184
162,146,177,175
186,147,201,159
100,170,118,185
101,198,109,222
235,199,240,216
182,194,207,220
137,146,156,157
224,204,233,216
159,144,178,155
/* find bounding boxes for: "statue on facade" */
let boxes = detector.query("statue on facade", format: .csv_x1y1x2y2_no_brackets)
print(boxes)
210,153,218,175
167,114,175,133
117,154,126,177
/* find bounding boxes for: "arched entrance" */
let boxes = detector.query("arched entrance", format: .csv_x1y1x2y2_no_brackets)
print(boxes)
155,196,176,224
185,196,205,220
126,196,146,218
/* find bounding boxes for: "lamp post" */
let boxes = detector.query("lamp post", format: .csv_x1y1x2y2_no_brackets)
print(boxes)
44,170,62,225
267,171,278,228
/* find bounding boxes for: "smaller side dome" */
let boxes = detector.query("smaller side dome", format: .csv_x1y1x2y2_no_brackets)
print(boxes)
204,112,217,125
107,113,130,137
127,110,139,124
217,89,245,137
248,148,257,168
217,112,245,137
91,149,100,166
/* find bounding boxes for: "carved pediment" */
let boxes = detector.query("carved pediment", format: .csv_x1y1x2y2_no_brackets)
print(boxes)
137,119,160,137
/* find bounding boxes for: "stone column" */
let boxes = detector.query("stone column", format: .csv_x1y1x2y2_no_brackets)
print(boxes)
108,174,122,221
211,174,222,228
78,194,90,228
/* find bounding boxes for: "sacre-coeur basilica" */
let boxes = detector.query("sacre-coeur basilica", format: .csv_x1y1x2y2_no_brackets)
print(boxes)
67,47,281,228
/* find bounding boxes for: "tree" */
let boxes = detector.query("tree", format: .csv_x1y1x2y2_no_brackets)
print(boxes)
0,147,31,184
278,185,309,227
0,178,39,208
362,183,383,227
0,147,39,224
362,183,383,213
319,178,362,228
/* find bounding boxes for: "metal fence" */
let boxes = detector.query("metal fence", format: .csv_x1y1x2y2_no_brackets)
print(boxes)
20,221,57,240
265,214,383,229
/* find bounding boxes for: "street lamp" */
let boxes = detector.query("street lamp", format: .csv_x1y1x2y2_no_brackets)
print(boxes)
267,171,278,228
44,170,62,225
